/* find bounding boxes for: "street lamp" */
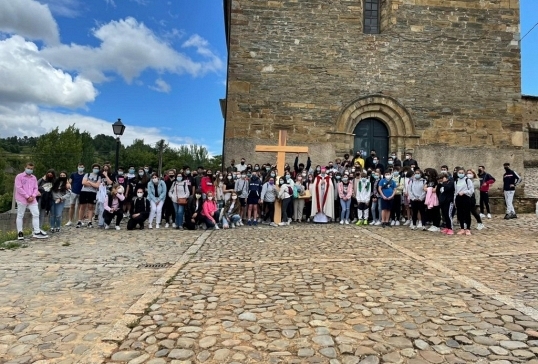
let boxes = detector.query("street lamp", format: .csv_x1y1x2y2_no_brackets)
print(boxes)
112,118,126,172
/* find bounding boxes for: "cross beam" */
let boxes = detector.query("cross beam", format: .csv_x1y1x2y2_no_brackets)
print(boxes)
255,130,309,224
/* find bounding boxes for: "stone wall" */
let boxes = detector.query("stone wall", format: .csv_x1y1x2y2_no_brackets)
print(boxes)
224,0,522,164
525,168,538,198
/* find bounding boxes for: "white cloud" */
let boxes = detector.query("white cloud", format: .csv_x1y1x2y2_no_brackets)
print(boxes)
41,17,224,83
149,78,171,93
104,0,116,8
0,0,60,45
0,36,97,108
182,34,224,72
38,0,82,17
0,106,202,150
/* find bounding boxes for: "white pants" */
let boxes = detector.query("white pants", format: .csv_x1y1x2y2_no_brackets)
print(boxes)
504,190,515,214
149,200,163,225
357,208,369,220
16,202,40,233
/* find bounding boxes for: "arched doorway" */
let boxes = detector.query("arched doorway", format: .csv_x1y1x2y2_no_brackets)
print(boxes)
353,118,389,165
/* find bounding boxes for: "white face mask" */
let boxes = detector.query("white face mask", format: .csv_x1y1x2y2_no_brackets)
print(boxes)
137,192,144,198
467,173,473,179
231,195,237,200
117,188,124,194
153,178,158,183
195,194,201,199
208,196,213,201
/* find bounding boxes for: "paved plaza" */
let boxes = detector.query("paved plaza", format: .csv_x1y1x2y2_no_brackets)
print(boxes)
1,216,538,364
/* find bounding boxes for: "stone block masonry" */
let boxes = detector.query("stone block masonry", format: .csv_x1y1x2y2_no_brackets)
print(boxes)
224,0,523,168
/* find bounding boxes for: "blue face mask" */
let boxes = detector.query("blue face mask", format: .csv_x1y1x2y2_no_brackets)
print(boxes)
336,176,341,180
373,175,379,180
93,168,100,174
25,168,33,175
458,173,465,179
129,169,135,174
414,174,421,179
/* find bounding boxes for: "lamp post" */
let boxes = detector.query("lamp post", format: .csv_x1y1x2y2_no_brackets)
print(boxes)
112,118,126,172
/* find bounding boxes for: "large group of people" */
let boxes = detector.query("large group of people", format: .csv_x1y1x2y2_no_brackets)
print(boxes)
14,150,523,239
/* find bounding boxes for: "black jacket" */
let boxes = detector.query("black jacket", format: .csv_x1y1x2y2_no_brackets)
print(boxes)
403,159,419,169
439,180,455,205
503,168,521,191
130,196,150,215
294,156,311,174
186,196,203,216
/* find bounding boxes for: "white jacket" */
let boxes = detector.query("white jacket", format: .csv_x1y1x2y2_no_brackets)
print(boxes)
168,180,190,201
355,179,371,203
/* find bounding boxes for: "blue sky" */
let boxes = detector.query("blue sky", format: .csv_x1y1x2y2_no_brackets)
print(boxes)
521,0,538,96
0,0,536,155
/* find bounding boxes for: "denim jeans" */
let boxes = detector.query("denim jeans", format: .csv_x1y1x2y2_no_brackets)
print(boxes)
340,199,351,221
96,202,105,227
49,201,65,229
222,213,240,227
173,203,185,228
204,211,221,228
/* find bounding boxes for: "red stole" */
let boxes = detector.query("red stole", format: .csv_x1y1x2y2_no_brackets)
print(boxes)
315,175,330,212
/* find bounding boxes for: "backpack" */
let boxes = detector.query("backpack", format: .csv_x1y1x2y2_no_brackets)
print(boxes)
292,185,299,198
454,177,473,192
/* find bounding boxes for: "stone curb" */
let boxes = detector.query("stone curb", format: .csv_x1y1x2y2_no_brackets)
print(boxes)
77,230,212,364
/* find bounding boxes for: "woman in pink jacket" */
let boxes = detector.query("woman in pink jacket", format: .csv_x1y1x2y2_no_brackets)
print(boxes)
337,175,354,224
201,191,220,230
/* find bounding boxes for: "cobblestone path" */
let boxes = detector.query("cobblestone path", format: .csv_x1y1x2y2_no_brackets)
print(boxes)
2,215,538,363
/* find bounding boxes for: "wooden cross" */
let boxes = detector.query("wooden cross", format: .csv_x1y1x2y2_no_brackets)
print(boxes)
255,130,309,224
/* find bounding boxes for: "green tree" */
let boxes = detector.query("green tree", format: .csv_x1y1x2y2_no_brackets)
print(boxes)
77,131,97,169
121,139,157,169
207,154,223,171
33,125,83,176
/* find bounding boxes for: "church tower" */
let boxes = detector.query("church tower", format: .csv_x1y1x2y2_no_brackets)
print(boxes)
223,0,523,175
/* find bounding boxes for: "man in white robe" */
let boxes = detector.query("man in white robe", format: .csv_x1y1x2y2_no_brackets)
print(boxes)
310,167,335,223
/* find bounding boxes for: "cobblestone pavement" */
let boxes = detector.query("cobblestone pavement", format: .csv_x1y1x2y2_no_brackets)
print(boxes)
105,215,538,364
0,227,204,364
2,215,538,364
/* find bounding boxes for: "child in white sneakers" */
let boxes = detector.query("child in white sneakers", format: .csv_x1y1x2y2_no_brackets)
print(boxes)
355,172,372,225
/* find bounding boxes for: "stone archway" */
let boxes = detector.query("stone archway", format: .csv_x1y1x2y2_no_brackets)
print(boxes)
335,95,419,154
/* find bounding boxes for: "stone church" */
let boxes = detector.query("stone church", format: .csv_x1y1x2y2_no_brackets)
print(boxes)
222,0,538,183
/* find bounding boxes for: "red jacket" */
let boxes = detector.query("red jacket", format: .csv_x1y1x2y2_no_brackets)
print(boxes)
201,200,218,221
200,176,215,195
479,172,495,192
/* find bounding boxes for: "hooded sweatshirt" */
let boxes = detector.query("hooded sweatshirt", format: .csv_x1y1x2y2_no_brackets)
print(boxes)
408,177,426,201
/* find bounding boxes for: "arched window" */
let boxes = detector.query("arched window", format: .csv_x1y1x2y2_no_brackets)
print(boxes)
364,0,380,34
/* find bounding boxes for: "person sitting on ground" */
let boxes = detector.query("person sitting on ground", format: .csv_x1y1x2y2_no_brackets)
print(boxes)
222,191,242,229
127,188,150,230
103,184,125,230
185,189,204,230
201,191,220,230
